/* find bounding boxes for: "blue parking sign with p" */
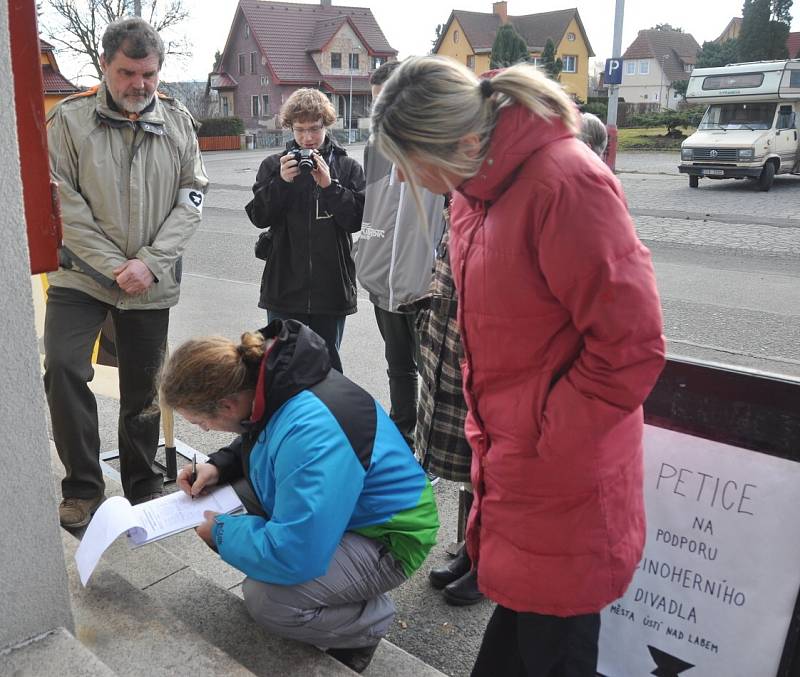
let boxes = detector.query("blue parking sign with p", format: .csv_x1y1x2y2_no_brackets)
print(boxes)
605,58,623,85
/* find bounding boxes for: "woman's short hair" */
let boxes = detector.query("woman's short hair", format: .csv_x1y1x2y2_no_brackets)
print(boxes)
159,332,265,415
579,112,608,157
280,88,337,128
370,56,579,199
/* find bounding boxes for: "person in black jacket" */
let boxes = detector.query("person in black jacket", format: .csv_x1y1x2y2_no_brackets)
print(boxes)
246,88,365,372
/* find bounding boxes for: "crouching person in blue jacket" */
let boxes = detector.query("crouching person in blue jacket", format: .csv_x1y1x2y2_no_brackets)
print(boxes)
159,319,439,673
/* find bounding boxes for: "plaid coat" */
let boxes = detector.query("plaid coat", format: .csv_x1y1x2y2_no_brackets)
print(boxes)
413,227,472,483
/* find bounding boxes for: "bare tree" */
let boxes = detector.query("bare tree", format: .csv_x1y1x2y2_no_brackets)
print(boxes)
159,80,217,119
41,0,191,81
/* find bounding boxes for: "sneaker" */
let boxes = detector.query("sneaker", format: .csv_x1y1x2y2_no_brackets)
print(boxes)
327,642,381,673
426,470,440,486
59,496,103,529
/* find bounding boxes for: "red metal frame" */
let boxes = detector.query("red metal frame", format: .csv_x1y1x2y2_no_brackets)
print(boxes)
10,0,62,274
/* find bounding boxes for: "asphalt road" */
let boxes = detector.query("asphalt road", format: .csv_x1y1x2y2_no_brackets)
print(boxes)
89,145,799,677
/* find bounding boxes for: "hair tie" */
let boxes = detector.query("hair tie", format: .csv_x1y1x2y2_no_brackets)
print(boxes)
479,79,494,98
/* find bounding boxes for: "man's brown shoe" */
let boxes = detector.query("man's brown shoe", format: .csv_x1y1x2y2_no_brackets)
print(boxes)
59,496,103,529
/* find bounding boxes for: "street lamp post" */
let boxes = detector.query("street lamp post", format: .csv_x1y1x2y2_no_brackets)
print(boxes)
348,45,361,144
660,54,670,111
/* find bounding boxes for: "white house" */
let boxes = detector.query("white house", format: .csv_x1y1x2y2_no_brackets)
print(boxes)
619,29,700,110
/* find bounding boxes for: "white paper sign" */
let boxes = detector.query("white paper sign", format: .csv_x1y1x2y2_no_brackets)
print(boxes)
599,425,800,677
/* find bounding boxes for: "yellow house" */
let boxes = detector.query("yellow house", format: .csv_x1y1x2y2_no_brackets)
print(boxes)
433,2,593,102
40,39,79,112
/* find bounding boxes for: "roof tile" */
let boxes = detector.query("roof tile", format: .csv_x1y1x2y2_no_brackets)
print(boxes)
42,64,79,94
623,30,701,82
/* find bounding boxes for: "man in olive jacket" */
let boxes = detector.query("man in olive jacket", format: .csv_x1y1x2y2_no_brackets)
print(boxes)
45,17,208,528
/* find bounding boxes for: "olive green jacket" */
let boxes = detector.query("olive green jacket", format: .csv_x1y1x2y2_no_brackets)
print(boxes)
46,82,208,309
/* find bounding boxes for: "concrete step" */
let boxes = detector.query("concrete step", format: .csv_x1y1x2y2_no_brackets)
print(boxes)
0,626,117,677
61,529,263,677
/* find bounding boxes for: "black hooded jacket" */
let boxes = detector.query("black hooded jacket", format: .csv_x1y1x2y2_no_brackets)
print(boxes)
245,136,366,315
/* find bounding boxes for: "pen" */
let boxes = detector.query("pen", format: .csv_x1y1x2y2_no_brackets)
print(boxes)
190,453,197,500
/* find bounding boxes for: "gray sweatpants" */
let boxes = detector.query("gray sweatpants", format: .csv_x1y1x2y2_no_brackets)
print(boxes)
242,532,407,650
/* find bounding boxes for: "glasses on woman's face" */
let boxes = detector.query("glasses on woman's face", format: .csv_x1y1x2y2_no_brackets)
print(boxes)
292,122,325,137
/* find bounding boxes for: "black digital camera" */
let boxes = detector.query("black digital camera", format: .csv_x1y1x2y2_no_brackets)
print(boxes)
288,148,317,174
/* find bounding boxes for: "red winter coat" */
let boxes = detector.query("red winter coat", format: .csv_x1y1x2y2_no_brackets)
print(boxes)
449,104,665,616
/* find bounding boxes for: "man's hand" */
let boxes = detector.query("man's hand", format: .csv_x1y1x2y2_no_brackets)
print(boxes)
196,510,219,551
113,259,155,295
279,153,300,183
311,151,332,189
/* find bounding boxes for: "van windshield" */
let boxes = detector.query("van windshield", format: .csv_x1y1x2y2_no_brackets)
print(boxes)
699,103,777,130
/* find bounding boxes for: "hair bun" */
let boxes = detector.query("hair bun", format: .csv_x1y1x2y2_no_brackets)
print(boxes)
479,78,494,98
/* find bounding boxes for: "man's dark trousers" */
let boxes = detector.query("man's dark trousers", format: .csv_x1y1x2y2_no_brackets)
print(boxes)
44,286,168,502
373,306,418,448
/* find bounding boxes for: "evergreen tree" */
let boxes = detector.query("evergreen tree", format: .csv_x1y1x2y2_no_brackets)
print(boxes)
541,38,563,80
652,23,684,32
490,23,530,68
432,24,444,53
696,39,739,67
739,0,792,62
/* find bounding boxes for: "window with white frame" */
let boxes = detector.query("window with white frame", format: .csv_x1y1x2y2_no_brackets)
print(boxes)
238,54,245,75
467,54,475,70
626,60,636,75
222,96,229,117
684,63,693,73
245,23,250,39
531,56,543,68
563,55,577,73
262,95,269,116
639,60,650,75
260,75,268,86
453,30,460,43
251,95,259,118
251,52,257,74
349,53,359,70
331,52,342,69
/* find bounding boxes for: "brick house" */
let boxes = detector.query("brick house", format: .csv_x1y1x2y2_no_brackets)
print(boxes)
40,39,79,112
618,29,700,110
432,1,594,102
208,0,396,133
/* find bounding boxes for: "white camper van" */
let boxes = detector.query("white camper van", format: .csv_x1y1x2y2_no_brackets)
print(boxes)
679,59,800,191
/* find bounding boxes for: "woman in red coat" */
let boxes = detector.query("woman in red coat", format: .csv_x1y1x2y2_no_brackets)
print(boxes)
371,57,666,676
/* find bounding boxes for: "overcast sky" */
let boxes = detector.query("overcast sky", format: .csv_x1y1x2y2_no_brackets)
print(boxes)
52,0,800,83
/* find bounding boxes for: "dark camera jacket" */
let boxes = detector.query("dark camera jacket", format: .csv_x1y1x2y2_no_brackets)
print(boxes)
246,136,366,315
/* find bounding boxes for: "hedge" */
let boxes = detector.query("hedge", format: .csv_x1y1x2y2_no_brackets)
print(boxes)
197,116,245,138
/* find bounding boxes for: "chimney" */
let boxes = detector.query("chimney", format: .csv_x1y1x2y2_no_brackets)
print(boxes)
320,0,331,6
492,1,508,24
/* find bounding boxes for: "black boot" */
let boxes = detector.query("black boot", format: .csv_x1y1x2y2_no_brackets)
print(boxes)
443,569,484,606
327,642,380,673
429,543,471,590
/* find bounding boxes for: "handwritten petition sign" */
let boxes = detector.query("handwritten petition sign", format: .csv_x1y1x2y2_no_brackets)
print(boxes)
598,425,800,676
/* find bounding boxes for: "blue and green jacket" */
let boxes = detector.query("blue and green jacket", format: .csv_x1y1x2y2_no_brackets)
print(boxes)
208,319,439,585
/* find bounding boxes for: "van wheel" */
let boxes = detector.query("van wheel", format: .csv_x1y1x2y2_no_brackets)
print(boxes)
758,162,775,192
689,175,699,188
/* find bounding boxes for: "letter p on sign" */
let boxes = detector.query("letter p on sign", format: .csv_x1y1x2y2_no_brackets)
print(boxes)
605,58,623,85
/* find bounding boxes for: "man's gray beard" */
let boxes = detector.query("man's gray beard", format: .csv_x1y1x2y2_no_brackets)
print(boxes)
120,93,155,114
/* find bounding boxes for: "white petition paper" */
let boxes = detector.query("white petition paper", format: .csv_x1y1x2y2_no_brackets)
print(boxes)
75,485,243,586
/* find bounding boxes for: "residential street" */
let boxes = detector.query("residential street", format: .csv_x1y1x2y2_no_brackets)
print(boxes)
94,144,800,677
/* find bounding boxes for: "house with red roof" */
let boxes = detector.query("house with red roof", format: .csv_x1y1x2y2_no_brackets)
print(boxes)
40,39,79,112
208,0,396,133
618,29,700,110
432,2,594,102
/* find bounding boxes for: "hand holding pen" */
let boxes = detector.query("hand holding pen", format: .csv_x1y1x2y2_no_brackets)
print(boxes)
178,457,221,498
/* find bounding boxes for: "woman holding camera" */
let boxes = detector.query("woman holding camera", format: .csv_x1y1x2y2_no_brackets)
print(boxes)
246,88,365,372
371,57,665,676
